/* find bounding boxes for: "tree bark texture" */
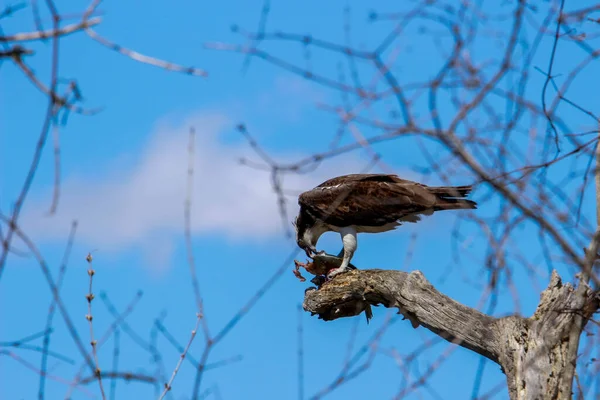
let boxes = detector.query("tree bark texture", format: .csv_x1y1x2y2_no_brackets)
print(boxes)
302,267,599,400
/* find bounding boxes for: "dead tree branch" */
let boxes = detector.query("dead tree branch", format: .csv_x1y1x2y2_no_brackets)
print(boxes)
304,268,599,400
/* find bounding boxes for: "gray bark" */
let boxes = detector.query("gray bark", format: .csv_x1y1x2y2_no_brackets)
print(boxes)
303,267,598,399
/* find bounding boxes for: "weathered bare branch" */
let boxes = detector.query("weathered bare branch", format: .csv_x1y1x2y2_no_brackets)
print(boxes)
304,269,498,361
304,267,599,400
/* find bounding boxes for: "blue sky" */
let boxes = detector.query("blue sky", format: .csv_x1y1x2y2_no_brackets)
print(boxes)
1,1,599,399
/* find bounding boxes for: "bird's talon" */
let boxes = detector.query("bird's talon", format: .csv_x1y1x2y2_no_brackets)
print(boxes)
326,265,353,281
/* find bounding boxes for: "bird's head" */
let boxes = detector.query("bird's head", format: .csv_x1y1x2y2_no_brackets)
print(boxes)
294,210,324,258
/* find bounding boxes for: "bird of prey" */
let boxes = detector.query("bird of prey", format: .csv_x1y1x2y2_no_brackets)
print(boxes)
294,174,477,280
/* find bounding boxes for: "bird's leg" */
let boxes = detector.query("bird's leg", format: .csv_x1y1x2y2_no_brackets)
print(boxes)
327,227,357,280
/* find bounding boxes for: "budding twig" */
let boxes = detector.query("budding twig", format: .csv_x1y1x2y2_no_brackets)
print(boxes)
159,313,202,400
86,252,106,400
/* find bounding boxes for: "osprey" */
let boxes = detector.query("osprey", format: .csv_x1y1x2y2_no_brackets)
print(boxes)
294,174,477,279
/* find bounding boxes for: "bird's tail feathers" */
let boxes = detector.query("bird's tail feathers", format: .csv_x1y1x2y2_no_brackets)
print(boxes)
428,185,472,197
433,198,477,210
429,185,477,210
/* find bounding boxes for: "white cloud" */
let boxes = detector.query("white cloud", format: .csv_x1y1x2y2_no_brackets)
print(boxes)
20,112,362,257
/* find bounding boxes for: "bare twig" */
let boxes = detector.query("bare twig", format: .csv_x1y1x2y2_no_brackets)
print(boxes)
159,313,202,400
1,17,101,43
85,253,106,399
184,127,209,335
85,28,208,76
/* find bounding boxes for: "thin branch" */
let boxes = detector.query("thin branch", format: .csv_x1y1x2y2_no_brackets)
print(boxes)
159,313,202,400
85,253,107,400
79,371,155,386
85,28,208,76
184,127,209,335
0,17,101,42
110,329,120,400
39,220,78,398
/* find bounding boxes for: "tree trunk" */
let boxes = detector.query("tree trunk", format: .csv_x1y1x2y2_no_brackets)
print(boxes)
302,268,598,399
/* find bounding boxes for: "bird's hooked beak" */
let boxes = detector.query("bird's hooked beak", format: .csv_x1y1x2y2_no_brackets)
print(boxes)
297,239,317,258
295,215,324,258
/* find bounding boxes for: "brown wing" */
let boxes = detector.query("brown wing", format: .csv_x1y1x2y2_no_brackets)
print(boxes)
299,174,440,227
314,173,409,188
